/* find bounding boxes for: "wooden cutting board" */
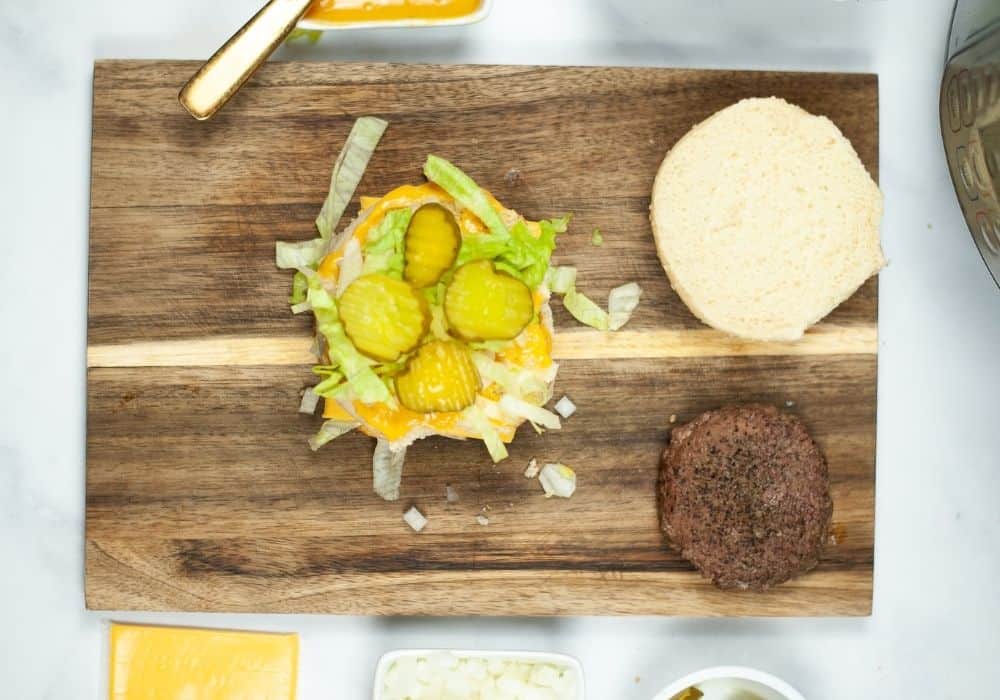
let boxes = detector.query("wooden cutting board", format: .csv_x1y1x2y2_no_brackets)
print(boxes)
86,60,878,616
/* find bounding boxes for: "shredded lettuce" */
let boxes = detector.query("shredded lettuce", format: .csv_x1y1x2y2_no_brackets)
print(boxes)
458,218,564,289
608,282,642,331
428,303,450,340
309,276,392,404
336,237,364,297
548,215,571,233
373,439,406,501
498,394,561,430
313,371,347,398
423,155,508,239
286,28,322,45
361,208,413,278
316,117,388,239
276,238,326,269
306,276,336,312
309,420,360,451
465,404,508,463
563,287,610,331
322,324,392,404
590,228,604,246
545,265,577,295
497,220,558,288
299,388,321,414
289,271,308,304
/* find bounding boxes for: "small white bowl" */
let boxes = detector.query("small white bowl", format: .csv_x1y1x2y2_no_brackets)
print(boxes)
373,648,585,700
298,0,493,31
652,666,806,700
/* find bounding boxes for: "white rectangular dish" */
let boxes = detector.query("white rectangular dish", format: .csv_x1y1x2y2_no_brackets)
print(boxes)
298,0,492,31
373,648,585,700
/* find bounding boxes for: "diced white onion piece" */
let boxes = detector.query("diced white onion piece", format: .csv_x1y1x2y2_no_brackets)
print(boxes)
540,463,577,498
446,485,459,503
553,395,577,419
524,458,540,479
335,236,363,297
476,514,490,526
383,654,579,700
608,281,643,331
373,439,406,501
403,506,427,533
498,395,561,430
298,388,320,414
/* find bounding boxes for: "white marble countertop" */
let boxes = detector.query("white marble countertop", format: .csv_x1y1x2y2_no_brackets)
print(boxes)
2,0,999,697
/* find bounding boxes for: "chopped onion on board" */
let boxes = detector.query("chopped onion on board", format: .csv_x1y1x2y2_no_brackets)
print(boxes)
524,458,540,479
403,506,427,533
608,281,642,330
539,463,577,498
553,396,577,419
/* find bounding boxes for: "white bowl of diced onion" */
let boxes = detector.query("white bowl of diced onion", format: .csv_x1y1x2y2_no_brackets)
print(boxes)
373,649,585,700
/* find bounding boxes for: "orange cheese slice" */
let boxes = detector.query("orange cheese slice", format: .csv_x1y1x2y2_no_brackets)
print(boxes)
108,623,298,699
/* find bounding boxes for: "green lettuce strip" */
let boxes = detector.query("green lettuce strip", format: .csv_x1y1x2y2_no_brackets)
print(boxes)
316,116,389,239
423,155,508,239
362,208,414,278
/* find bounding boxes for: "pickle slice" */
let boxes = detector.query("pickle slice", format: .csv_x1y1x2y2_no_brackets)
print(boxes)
444,260,534,341
339,274,429,362
403,203,461,288
396,340,480,413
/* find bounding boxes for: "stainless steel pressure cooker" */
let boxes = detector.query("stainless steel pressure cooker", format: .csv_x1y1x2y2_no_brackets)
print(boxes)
941,0,1000,287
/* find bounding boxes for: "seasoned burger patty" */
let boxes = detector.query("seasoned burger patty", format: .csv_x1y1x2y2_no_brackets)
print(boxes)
659,404,832,590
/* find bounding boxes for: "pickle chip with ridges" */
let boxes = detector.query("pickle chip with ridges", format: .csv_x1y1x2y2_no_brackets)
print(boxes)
404,203,462,289
444,260,534,341
339,274,429,362
396,340,481,413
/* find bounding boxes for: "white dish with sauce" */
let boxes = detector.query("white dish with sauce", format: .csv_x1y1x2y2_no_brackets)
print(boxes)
298,0,493,31
373,648,585,700
652,666,806,700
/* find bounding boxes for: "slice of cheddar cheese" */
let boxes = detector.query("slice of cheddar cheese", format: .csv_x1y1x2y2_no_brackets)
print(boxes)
109,623,298,699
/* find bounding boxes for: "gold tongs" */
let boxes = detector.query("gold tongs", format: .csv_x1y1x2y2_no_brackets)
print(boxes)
179,0,313,121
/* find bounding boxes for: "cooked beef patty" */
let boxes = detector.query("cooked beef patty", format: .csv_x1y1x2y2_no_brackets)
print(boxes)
659,404,832,590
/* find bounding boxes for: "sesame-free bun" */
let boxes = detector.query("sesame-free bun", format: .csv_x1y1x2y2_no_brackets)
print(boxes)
650,97,884,341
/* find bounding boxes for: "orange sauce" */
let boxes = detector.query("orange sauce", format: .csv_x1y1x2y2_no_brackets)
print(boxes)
306,0,482,24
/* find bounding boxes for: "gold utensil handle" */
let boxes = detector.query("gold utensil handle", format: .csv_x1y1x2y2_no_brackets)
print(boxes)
179,0,313,120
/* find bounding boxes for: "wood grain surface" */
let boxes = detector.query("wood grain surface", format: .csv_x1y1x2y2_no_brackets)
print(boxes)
86,60,878,616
